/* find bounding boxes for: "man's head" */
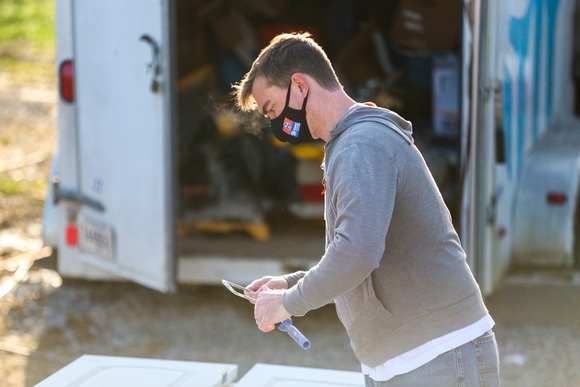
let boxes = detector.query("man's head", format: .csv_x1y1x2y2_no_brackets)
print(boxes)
233,32,342,112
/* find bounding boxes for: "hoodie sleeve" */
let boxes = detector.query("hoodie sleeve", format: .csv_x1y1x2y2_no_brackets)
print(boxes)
282,271,307,288
283,141,398,316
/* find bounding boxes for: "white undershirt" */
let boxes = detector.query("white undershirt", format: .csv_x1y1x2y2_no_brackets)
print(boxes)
361,314,495,382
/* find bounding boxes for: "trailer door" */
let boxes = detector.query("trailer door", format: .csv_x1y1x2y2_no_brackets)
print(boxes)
463,0,500,295
69,0,175,292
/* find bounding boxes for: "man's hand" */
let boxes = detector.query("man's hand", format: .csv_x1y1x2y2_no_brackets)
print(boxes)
254,286,291,332
244,276,288,301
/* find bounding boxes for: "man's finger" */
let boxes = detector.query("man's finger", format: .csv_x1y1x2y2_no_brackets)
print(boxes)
264,324,275,332
245,289,259,300
258,321,276,332
247,282,261,291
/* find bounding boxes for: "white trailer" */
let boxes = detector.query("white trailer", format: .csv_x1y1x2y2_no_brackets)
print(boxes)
43,0,580,295
465,0,580,293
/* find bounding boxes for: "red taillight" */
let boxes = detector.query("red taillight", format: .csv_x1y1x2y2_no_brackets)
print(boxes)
547,191,567,204
498,227,507,238
59,60,75,102
66,224,78,246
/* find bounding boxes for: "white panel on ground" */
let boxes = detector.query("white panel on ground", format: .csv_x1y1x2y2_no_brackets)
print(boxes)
35,355,237,387
234,363,364,387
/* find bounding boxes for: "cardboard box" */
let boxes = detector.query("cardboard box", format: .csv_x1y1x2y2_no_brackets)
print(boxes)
389,0,462,51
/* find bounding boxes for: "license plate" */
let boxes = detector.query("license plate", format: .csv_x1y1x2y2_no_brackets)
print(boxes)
78,214,115,260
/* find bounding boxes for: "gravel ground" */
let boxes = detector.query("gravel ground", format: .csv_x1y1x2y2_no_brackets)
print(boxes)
1,256,579,387
2,256,360,386
486,273,580,387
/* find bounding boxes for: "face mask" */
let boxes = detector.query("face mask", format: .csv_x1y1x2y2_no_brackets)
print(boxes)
269,81,313,145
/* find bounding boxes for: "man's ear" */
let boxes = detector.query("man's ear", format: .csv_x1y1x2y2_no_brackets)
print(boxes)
291,73,309,96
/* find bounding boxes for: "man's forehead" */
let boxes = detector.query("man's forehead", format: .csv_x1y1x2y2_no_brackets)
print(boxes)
252,75,272,94
251,76,279,113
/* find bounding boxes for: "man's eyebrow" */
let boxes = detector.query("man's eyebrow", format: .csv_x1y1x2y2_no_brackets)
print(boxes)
260,100,270,115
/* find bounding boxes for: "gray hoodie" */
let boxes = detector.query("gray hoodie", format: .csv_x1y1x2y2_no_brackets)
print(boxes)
283,103,488,367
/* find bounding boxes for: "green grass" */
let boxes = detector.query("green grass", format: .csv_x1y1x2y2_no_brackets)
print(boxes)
0,176,25,195
0,173,46,196
0,0,55,51
0,0,55,86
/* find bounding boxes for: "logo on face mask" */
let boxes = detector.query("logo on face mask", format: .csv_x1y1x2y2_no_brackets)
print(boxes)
283,118,300,137
269,80,313,145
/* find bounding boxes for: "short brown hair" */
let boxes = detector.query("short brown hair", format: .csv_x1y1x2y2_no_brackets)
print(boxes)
233,32,342,111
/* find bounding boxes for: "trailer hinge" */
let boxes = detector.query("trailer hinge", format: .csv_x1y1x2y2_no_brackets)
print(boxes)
480,79,501,100
485,192,497,224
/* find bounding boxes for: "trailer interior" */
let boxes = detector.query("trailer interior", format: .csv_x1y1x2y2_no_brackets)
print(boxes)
172,0,464,264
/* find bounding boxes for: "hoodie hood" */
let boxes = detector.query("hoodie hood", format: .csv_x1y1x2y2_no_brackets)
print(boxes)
329,103,413,146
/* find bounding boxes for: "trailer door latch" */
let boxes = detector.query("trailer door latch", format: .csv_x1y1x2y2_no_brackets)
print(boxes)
52,175,105,212
139,34,161,93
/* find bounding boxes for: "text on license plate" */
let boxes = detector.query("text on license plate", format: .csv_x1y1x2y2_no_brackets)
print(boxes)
78,214,115,260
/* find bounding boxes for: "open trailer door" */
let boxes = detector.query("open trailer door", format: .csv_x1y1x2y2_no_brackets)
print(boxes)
59,0,175,292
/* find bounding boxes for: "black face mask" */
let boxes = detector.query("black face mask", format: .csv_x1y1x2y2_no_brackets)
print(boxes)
269,81,313,145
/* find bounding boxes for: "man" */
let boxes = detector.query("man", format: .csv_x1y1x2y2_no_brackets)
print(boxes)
233,32,500,386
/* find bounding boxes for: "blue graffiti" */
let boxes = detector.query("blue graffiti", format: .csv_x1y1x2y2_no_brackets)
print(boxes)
503,0,560,176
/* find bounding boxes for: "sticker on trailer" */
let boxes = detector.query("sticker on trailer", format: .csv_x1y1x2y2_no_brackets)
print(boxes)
78,213,115,260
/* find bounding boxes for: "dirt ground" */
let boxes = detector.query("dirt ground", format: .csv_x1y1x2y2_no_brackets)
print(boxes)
2,67,580,387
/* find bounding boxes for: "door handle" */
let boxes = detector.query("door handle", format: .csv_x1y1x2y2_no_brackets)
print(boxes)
139,34,161,92
52,175,105,212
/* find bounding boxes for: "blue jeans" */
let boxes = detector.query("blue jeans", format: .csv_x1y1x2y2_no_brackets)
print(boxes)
364,330,500,387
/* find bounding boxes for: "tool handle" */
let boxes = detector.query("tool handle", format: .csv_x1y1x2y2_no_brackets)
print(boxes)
278,318,311,349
